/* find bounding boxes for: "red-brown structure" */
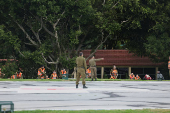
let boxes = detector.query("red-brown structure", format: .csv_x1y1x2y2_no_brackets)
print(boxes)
83,50,162,66
81,50,162,79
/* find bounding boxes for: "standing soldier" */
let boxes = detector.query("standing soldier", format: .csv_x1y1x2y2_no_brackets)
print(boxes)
50,70,58,79
38,66,46,79
110,65,118,79
0,68,5,79
89,56,104,81
76,52,87,88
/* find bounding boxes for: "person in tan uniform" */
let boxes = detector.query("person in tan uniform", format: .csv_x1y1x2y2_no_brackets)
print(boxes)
76,52,87,88
89,56,104,81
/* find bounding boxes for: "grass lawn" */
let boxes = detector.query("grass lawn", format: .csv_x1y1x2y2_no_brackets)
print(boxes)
0,78,169,81
15,109,170,113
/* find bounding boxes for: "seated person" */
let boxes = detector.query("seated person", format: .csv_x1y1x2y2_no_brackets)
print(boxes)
60,69,67,79
38,66,46,79
110,65,118,79
11,72,17,79
50,71,58,79
129,73,135,80
86,67,91,78
46,75,49,79
144,74,152,80
157,71,164,80
17,71,23,79
135,74,141,80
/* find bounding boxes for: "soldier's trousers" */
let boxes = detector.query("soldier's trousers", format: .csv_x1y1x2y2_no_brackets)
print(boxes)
91,67,97,79
76,68,86,85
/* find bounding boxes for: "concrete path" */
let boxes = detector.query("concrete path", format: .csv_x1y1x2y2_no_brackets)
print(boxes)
0,81,170,111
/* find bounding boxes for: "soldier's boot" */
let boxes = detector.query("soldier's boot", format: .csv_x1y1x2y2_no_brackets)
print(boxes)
95,78,97,81
83,84,88,88
91,79,93,81
76,85,78,88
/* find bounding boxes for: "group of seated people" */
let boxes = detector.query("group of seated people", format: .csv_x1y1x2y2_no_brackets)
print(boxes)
11,71,23,79
86,65,119,79
129,73,155,80
129,73,141,80
37,66,67,79
9,65,164,80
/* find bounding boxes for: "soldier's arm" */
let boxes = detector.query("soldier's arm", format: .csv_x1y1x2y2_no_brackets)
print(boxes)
94,58,104,62
84,58,87,71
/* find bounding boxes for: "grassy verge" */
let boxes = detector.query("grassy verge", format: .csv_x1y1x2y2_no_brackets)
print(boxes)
15,109,170,113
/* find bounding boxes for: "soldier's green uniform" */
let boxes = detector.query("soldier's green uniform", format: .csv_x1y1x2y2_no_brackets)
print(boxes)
76,56,87,86
89,58,103,79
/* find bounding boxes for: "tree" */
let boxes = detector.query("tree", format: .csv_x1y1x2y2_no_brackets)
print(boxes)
1,0,169,78
0,0,109,77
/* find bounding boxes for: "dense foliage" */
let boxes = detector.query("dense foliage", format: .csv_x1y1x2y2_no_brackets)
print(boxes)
0,0,169,78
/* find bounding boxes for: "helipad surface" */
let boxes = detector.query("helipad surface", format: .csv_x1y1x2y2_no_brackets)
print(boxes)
0,81,170,110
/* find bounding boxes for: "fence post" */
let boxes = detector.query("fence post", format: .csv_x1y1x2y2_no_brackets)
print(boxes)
101,67,104,79
155,67,158,80
128,67,131,77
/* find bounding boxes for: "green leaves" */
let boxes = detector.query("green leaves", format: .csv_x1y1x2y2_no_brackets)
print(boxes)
1,60,18,78
0,0,170,78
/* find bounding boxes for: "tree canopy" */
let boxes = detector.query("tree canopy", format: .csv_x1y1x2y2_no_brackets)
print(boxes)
0,0,169,78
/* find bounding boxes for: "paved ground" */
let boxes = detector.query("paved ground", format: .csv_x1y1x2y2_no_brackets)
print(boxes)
0,81,170,111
